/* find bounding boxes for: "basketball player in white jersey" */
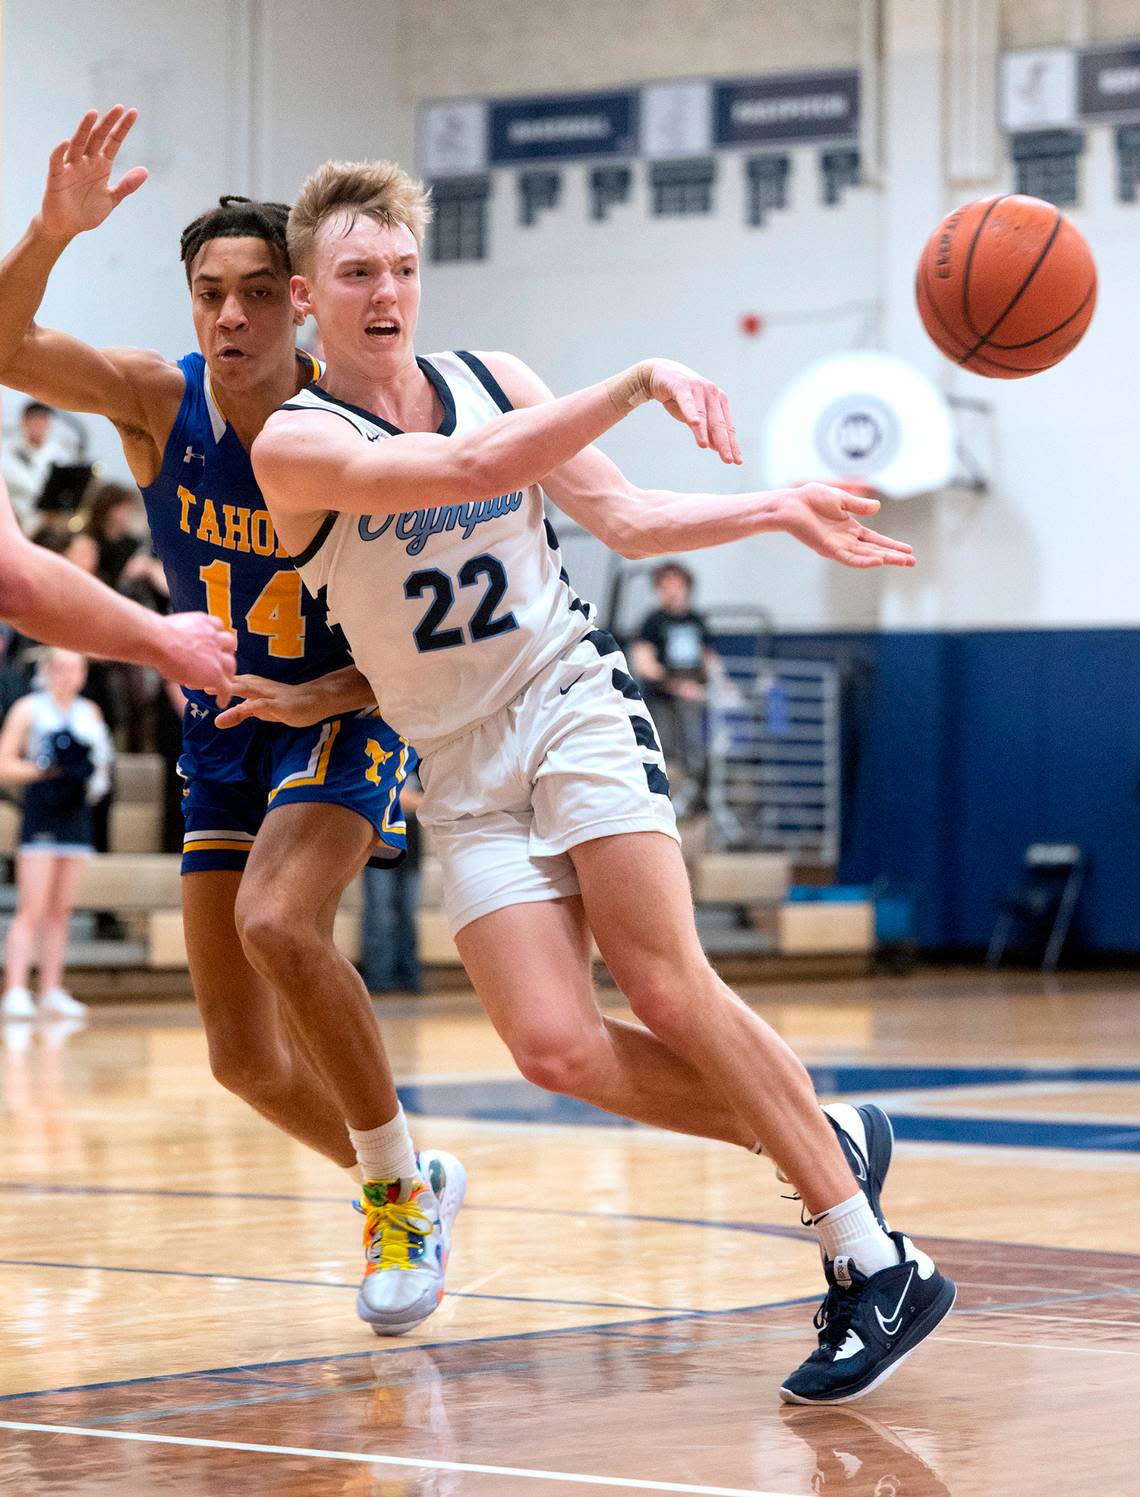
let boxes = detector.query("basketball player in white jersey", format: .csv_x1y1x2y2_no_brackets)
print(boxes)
244,158,955,1405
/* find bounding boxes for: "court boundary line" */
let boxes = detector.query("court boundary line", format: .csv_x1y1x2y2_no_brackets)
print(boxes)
0,1294,821,1404
0,1422,792,1495
7,1180,1140,1262
0,1257,687,1315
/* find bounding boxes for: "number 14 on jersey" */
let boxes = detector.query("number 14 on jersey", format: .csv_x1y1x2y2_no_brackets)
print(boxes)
199,560,306,658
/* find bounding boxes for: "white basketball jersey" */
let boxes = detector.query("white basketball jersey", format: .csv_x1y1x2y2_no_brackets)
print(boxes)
285,352,596,747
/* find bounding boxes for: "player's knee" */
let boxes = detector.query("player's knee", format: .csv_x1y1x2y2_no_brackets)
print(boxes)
510,1027,604,1096
237,903,322,980
624,959,716,1039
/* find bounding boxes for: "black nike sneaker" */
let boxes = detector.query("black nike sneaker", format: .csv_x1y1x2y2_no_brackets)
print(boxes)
778,1404,953,1494
824,1102,894,1231
779,1102,894,1231
780,1232,956,1405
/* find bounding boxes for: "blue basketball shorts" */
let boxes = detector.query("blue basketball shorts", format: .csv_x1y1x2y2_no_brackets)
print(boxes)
178,705,416,874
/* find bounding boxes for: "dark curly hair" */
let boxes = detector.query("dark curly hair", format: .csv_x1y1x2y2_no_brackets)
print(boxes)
179,195,291,283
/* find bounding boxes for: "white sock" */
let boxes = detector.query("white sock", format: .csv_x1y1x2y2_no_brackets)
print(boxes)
347,1106,417,1183
811,1192,898,1277
343,1163,364,1187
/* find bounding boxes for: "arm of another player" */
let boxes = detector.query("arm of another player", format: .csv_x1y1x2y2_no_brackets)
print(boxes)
0,465,236,694
253,357,742,525
214,666,375,730
0,107,179,440
482,354,913,570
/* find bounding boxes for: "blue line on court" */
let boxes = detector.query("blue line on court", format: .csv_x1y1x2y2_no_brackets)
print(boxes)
0,1259,687,1315
0,1294,822,1406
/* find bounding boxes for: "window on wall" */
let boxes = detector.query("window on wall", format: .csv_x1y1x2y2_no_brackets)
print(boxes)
1010,131,1085,208
746,154,790,226
589,165,632,221
429,176,492,263
1115,126,1140,204
649,158,716,217
518,170,561,226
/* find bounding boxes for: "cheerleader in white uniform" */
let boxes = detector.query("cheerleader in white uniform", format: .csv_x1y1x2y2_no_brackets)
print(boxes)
0,650,112,1018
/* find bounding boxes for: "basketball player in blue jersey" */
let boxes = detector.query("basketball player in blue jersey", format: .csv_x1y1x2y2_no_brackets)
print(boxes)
0,108,464,1336
251,156,955,1405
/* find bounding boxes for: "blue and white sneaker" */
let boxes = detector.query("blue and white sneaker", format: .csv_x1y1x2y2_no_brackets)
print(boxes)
355,1148,467,1336
780,1231,956,1405
824,1102,894,1231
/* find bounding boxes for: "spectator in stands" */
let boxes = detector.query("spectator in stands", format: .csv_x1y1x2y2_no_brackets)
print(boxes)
0,649,113,1019
631,561,726,815
360,776,423,994
0,401,66,530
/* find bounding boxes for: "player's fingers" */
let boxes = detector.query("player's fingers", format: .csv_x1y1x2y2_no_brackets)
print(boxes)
65,110,99,164
673,382,708,448
839,492,882,516
110,166,149,205
214,699,253,729
857,526,913,554
47,141,70,176
718,388,742,465
703,386,732,463
102,106,137,158
87,105,124,157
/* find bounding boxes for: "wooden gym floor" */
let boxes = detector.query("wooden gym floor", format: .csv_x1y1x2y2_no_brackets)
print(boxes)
2,969,1140,1494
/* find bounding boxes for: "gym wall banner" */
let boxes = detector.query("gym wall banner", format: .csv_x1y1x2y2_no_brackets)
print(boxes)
713,71,860,147
488,92,639,165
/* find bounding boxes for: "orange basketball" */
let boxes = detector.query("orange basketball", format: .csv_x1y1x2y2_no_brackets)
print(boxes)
915,194,1097,378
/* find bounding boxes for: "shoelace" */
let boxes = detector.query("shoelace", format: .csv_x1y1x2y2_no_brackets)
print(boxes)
812,1281,859,1351
360,1192,435,1269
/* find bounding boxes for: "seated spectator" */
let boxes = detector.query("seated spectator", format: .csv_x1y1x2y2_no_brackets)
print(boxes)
630,561,726,814
0,649,113,1020
0,401,67,531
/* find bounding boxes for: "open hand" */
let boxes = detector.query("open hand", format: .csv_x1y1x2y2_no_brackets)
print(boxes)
41,106,148,240
648,360,742,466
777,484,916,569
216,674,324,730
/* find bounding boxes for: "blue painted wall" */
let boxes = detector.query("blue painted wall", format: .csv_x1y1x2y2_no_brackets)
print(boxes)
745,630,1140,955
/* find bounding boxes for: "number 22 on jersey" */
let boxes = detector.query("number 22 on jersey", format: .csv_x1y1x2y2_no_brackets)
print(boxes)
199,560,306,658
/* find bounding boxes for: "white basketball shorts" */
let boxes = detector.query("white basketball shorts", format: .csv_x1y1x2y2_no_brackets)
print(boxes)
416,628,680,935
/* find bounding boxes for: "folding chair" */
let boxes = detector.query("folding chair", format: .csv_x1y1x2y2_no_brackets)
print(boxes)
985,843,1085,973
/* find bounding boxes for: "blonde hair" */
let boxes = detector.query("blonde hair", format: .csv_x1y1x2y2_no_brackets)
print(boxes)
288,159,433,272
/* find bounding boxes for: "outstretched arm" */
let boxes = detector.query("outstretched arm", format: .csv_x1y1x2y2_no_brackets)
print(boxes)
0,107,178,440
254,358,742,527
484,354,915,570
214,666,375,731
0,453,235,692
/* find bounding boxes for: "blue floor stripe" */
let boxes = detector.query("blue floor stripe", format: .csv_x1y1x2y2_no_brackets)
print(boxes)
888,1115,1140,1151
0,1294,822,1405
0,1259,688,1315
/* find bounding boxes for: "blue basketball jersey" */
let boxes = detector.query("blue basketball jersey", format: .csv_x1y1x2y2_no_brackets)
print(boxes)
140,352,353,712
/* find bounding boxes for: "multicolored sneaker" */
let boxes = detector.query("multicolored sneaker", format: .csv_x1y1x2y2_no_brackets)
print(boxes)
780,1232,956,1405
355,1148,466,1336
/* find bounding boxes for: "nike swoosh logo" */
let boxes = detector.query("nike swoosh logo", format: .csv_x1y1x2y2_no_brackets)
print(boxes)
846,1143,868,1183
875,1267,914,1337
560,674,585,695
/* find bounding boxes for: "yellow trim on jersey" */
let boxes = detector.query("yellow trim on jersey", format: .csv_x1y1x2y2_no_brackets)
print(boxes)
183,839,256,853
206,350,321,430
267,720,342,803
381,740,412,835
